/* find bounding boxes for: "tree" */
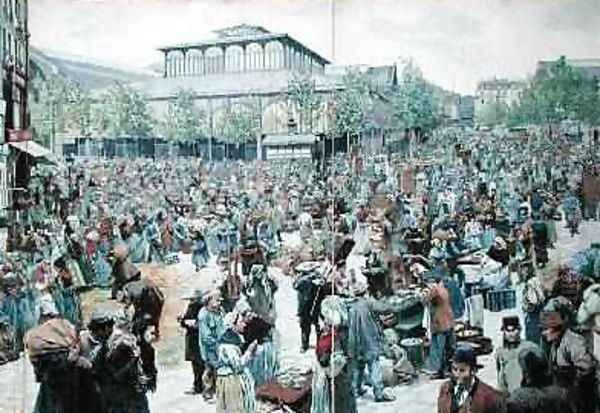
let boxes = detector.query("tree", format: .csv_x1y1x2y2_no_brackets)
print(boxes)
63,81,93,138
99,82,156,139
390,59,440,137
217,101,260,158
29,74,71,149
287,72,321,132
333,69,372,148
162,89,208,143
510,56,600,127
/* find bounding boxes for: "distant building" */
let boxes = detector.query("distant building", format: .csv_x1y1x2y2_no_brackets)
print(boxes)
535,58,600,90
131,25,397,139
474,78,525,121
432,90,474,128
459,95,475,126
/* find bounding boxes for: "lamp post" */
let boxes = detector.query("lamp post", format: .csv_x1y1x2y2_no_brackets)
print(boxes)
51,99,57,155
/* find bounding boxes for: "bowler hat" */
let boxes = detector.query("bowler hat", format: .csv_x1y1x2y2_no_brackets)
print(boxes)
452,344,480,369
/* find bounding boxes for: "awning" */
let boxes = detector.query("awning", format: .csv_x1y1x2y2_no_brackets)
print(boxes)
8,141,59,164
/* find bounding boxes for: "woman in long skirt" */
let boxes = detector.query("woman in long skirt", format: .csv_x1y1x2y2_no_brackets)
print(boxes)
215,317,257,413
311,296,356,413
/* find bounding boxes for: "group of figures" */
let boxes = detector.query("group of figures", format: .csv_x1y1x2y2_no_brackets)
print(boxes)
0,126,600,413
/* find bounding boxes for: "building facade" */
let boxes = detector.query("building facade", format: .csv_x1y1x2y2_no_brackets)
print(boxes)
128,25,396,141
0,0,29,221
474,78,525,121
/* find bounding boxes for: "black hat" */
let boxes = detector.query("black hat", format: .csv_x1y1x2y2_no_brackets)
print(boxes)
88,307,115,329
501,316,521,331
452,344,478,368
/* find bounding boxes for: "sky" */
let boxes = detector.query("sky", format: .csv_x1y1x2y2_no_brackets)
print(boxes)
29,0,600,94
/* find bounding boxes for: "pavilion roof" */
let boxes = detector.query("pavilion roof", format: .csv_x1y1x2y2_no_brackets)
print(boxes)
158,28,330,65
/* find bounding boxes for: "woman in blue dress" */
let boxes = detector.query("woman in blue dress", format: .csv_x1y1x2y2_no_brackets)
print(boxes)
51,256,83,328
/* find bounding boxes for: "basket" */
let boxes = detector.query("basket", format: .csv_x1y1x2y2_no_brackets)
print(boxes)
485,289,517,312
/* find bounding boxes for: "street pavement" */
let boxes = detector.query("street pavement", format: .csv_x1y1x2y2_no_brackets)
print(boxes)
0,219,598,413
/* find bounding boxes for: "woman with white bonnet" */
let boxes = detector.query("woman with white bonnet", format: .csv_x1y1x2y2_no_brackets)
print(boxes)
311,295,357,413
214,310,257,413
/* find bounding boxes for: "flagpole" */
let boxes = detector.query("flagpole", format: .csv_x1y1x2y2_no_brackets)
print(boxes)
331,0,335,62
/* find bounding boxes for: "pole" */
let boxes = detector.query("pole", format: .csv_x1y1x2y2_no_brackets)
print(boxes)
331,0,335,62
52,101,56,155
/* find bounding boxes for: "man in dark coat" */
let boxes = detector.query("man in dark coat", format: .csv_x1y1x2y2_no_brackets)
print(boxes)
530,213,549,268
293,271,325,352
540,296,597,413
178,289,204,395
506,346,573,413
95,320,151,413
109,243,140,300
437,344,506,413
120,274,164,393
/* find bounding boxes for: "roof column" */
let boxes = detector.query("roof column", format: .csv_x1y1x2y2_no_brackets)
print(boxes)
282,41,288,69
242,44,247,72
163,51,169,78
221,46,227,73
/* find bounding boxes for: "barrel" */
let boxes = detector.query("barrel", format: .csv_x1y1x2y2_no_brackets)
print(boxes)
485,289,517,312
400,338,424,368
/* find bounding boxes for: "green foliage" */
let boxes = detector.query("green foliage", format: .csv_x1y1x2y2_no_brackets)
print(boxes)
390,59,441,132
333,69,372,136
510,56,600,126
162,89,207,142
218,102,260,146
29,74,91,146
287,72,321,132
64,82,93,137
98,83,156,139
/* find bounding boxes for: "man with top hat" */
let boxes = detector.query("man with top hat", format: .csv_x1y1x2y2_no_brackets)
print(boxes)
540,296,597,413
495,316,537,394
178,289,205,395
437,344,506,413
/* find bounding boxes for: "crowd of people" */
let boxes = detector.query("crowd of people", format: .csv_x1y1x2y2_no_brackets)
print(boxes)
0,126,599,413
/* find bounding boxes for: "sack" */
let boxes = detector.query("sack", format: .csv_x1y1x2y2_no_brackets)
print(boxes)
26,318,77,361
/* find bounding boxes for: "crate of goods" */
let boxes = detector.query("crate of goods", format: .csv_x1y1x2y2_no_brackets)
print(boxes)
486,289,517,312
470,285,492,306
